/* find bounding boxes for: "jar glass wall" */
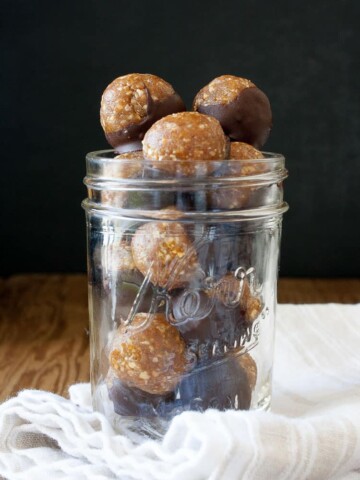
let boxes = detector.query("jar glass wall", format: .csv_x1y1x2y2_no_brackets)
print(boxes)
83,151,288,440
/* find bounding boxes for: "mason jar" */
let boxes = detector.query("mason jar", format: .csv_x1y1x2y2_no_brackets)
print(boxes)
82,150,288,441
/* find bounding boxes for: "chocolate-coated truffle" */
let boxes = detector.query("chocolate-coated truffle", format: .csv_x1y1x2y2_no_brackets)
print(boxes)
170,289,214,343
177,355,251,411
169,277,261,360
107,374,174,418
142,112,228,175
109,312,192,395
100,73,185,152
175,273,262,358
193,75,272,148
131,221,198,289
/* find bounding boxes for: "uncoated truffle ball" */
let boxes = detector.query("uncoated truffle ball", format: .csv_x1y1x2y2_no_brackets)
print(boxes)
112,150,144,178
214,273,263,323
104,240,154,323
109,312,191,394
230,142,264,161
209,143,266,210
131,221,198,289
193,75,272,148
239,353,257,390
99,150,144,208
142,112,228,175
100,73,185,152
229,142,266,175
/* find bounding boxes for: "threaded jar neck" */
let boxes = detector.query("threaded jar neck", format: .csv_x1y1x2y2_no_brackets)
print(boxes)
83,150,288,221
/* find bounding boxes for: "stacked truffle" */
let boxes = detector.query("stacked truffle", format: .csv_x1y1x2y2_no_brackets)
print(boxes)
99,73,271,418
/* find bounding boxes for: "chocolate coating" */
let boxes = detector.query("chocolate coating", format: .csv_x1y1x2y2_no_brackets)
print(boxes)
100,74,185,152
169,271,262,359
107,375,174,418
177,355,251,411
193,75,272,148
170,289,214,344
109,312,192,395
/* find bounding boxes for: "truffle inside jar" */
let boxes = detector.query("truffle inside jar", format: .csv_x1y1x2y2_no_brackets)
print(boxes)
142,111,229,176
131,221,199,290
209,142,268,210
109,312,194,395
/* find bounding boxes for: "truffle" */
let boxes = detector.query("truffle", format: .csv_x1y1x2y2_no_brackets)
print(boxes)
104,241,153,323
230,142,264,161
142,112,228,175
100,73,185,152
131,221,198,289
109,312,192,394
176,355,251,411
107,373,174,418
100,150,144,208
214,273,263,323
239,353,257,390
209,142,266,210
170,289,214,344
169,274,262,359
193,75,272,148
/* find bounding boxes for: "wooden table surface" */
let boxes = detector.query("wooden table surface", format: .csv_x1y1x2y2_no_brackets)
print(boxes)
1,275,359,402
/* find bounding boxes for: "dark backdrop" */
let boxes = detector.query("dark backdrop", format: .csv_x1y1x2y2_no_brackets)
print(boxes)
1,0,359,276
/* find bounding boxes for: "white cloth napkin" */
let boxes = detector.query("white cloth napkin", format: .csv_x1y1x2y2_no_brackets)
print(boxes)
1,304,360,480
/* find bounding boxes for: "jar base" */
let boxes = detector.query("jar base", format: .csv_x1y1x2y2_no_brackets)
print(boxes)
104,390,272,443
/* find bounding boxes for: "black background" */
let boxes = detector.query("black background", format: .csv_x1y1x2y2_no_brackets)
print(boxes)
1,0,359,277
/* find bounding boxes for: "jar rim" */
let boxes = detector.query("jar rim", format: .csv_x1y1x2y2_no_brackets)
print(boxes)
85,149,287,186
83,149,288,220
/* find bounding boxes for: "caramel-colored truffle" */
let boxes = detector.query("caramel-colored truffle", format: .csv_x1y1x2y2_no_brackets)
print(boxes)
142,112,228,175
102,150,144,179
141,206,186,220
105,241,154,324
230,142,264,161
194,76,255,106
100,150,144,208
109,312,191,394
100,73,185,152
193,75,272,148
106,241,136,273
131,221,198,289
209,143,266,210
239,353,257,390
230,142,266,176
214,273,263,323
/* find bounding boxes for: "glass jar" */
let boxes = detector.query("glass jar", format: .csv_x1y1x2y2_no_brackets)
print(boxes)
82,151,288,441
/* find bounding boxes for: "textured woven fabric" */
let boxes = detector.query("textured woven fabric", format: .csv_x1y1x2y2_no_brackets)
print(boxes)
1,304,360,480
